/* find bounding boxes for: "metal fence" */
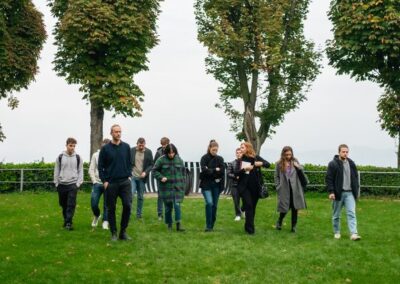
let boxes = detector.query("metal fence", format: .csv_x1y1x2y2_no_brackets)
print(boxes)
1,164,400,194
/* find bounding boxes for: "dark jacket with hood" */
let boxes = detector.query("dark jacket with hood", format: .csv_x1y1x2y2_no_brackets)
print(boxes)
326,155,359,200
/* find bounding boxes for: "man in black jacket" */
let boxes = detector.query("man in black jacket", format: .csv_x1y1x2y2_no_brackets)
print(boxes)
98,125,132,241
326,144,361,241
130,137,153,219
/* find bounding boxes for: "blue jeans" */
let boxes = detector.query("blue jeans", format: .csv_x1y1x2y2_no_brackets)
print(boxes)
202,183,221,229
164,197,182,225
91,183,107,221
332,191,358,234
131,177,145,217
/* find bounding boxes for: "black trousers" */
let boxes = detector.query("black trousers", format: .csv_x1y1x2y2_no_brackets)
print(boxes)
106,178,132,235
231,185,242,216
240,188,259,234
279,182,298,227
57,184,78,225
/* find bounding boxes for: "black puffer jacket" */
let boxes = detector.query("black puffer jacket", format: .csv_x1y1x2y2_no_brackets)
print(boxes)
325,155,359,200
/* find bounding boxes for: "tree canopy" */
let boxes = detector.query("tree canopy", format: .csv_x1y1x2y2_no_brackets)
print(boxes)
50,0,160,154
0,0,46,141
195,0,320,153
327,0,400,91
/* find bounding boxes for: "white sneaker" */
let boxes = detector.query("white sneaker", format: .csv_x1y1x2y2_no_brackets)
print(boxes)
334,233,341,239
102,221,109,230
350,234,361,241
91,215,100,227
234,216,241,221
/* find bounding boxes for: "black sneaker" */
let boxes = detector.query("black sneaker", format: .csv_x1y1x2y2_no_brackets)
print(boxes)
65,223,73,231
111,233,118,242
119,232,132,241
275,221,282,230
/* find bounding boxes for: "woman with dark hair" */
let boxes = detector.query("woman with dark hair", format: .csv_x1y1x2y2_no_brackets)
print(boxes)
152,144,186,232
227,148,243,221
274,146,307,233
237,142,270,235
199,140,225,232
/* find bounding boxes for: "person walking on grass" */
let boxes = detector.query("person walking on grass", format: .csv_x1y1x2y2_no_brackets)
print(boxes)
98,125,133,241
152,144,186,232
53,137,84,231
200,140,225,232
227,148,243,221
153,137,170,220
237,142,270,235
274,146,307,233
130,137,153,219
326,144,361,241
88,138,111,230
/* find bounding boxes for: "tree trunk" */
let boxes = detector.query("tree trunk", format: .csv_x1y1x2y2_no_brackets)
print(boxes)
243,105,260,154
90,98,104,158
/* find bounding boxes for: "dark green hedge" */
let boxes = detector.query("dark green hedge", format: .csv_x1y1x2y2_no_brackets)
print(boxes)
1,162,399,196
262,164,400,197
0,162,92,192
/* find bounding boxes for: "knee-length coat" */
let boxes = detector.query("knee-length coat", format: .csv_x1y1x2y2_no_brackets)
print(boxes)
274,160,307,213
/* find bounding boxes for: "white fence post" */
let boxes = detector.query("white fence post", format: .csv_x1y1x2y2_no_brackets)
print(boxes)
20,169,24,192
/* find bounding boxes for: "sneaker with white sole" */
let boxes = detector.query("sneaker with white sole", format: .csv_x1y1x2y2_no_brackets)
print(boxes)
334,233,341,239
102,221,109,230
350,234,361,241
234,216,241,221
91,215,100,227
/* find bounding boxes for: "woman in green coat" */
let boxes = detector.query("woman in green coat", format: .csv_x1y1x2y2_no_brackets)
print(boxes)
152,144,186,231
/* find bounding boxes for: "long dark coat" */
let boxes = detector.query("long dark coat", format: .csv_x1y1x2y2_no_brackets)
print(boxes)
274,160,306,213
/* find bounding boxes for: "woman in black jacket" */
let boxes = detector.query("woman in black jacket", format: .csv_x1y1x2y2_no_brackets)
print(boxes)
237,142,270,234
199,140,225,232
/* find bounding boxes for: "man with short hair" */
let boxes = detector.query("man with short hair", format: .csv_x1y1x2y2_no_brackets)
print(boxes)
153,137,170,220
131,137,153,219
54,137,84,231
89,138,111,230
98,125,133,241
326,144,361,241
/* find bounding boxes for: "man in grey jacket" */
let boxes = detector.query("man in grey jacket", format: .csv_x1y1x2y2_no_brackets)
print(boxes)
54,137,84,230
131,137,153,219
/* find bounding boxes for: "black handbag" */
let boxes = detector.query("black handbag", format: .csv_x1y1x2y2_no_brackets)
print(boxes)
259,184,269,199
295,167,308,188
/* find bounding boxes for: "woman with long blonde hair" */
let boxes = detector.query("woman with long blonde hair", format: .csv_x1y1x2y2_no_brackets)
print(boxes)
236,142,270,234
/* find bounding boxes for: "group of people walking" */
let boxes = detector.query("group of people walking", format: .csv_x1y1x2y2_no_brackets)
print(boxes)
53,124,361,241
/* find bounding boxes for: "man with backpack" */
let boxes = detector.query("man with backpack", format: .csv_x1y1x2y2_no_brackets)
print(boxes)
53,137,84,231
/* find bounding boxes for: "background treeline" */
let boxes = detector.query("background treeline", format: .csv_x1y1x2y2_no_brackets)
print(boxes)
0,162,399,196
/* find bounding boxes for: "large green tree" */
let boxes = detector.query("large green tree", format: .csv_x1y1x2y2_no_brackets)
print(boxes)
0,0,46,141
327,0,400,167
50,0,160,155
194,0,320,153
377,88,400,168
327,1,400,92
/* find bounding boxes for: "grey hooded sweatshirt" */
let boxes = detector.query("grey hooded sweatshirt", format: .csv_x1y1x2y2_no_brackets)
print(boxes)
54,151,84,187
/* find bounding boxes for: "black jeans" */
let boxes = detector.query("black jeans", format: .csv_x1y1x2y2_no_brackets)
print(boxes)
57,184,78,225
106,178,132,235
231,185,242,216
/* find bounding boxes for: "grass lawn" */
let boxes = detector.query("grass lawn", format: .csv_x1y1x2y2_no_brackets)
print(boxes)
0,192,399,283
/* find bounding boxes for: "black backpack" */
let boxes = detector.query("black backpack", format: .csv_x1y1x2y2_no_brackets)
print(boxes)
58,154,81,171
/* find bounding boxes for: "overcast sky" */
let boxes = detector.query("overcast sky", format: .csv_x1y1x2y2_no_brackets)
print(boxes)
0,0,397,167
